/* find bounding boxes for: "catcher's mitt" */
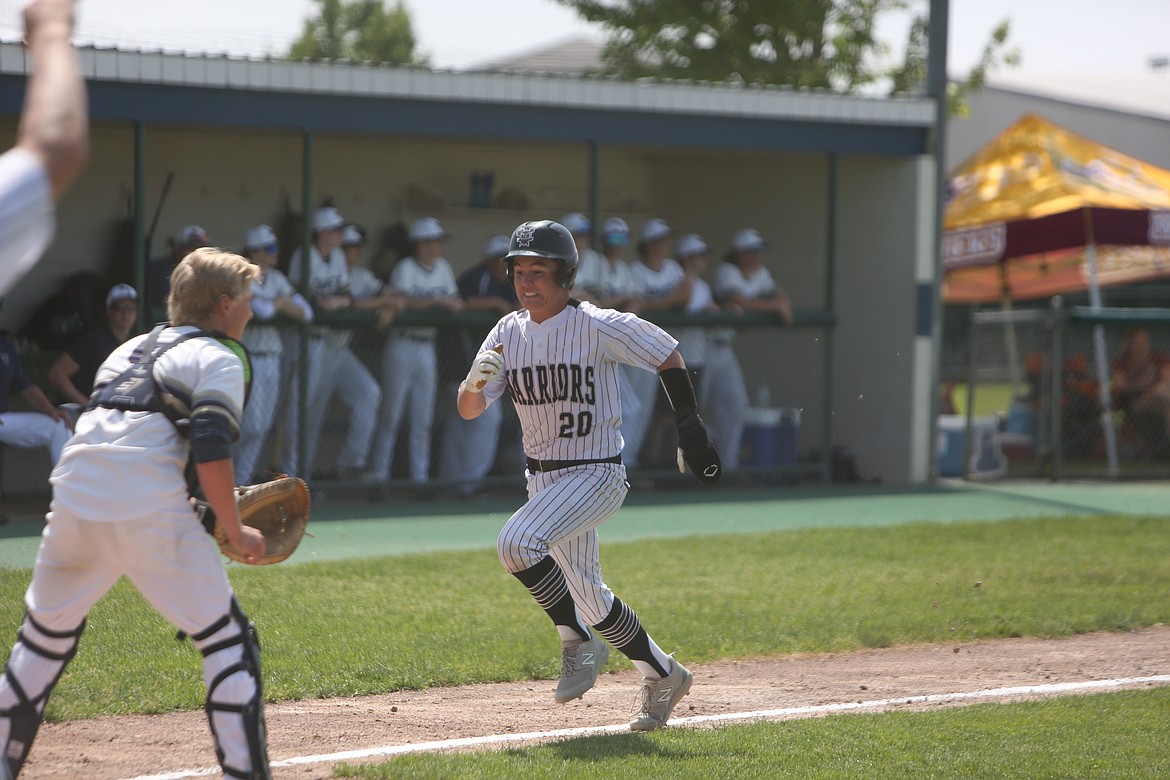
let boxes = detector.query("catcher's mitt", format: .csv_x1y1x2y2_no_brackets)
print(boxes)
204,477,311,565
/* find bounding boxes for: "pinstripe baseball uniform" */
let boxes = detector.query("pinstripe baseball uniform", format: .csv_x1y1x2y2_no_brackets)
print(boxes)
478,299,676,630
287,245,380,476
369,255,459,482
234,267,312,483
0,148,54,296
462,219,699,729
708,261,781,470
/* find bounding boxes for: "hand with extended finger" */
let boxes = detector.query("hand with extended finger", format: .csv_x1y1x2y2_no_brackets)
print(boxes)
465,344,504,393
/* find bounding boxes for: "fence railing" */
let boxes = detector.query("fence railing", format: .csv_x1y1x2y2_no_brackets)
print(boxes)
236,307,832,503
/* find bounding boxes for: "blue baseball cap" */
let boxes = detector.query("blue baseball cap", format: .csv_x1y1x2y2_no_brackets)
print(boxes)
561,212,591,236
602,217,630,246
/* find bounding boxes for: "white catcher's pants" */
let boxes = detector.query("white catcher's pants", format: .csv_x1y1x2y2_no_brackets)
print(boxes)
0,502,257,771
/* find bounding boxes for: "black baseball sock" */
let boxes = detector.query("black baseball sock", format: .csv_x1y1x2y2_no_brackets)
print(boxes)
511,556,590,641
593,597,670,678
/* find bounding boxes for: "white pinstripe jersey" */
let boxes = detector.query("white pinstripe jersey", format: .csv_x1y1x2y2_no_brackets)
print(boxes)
0,149,54,296
478,301,678,461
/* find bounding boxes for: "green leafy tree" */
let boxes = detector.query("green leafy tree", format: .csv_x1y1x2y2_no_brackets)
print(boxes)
288,0,428,66
887,16,1020,116
554,0,1018,112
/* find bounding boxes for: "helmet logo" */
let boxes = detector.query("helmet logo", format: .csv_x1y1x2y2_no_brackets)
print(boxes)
514,224,537,248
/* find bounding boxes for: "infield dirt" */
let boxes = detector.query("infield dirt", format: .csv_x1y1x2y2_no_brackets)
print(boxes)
23,625,1170,779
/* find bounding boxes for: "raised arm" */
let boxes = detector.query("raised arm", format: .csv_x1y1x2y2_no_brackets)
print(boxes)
17,0,88,199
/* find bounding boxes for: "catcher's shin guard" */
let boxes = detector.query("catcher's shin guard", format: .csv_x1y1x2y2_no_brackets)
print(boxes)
189,598,270,780
0,613,85,779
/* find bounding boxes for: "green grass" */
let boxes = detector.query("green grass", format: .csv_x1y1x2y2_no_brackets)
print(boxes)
336,687,1170,779
1,514,1167,721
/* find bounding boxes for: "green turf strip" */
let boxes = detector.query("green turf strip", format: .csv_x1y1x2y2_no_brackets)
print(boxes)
336,687,1170,779
0,514,1165,720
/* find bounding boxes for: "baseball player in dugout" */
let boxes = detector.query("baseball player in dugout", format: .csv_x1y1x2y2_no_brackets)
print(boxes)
0,249,272,780
368,216,464,485
457,219,722,732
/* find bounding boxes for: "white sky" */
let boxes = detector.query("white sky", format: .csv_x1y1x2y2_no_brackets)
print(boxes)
3,0,1169,110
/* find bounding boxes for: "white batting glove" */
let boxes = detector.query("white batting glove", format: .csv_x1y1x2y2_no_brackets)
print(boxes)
465,346,504,393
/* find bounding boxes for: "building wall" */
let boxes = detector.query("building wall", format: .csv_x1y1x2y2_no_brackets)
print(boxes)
831,154,932,484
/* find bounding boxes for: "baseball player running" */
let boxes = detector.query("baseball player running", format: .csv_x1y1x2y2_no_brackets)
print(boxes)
0,248,270,779
457,220,721,731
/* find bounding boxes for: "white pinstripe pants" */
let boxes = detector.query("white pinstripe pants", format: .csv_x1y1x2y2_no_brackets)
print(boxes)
497,462,628,626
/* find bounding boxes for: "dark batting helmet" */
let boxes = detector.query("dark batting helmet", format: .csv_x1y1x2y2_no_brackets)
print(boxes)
505,220,579,289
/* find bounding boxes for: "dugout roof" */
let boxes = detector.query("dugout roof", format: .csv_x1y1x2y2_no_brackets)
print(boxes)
0,44,934,156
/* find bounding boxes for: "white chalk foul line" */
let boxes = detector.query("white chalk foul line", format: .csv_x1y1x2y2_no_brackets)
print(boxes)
124,674,1170,780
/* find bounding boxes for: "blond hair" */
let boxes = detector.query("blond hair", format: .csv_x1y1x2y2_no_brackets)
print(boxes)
167,247,259,325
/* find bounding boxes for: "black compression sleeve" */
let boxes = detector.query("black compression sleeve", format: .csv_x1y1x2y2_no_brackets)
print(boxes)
659,367,698,416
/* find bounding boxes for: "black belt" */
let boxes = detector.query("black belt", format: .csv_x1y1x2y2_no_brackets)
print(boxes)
526,454,622,473
398,334,435,343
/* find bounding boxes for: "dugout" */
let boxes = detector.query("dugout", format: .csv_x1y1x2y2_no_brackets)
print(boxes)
0,42,945,493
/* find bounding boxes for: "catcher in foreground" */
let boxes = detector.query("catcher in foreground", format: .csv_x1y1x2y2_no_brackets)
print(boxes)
0,249,273,779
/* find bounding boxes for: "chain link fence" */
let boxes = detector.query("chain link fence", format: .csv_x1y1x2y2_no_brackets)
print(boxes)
951,299,1170,481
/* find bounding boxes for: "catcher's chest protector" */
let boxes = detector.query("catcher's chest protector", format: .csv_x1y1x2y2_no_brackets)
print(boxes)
89,325,208,433
89,324,251,434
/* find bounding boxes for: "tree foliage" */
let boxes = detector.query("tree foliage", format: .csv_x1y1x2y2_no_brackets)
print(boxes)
288,0,428,66
553,0,1019,112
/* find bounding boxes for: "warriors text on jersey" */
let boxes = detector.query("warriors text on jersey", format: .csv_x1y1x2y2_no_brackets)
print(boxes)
477,300,677,462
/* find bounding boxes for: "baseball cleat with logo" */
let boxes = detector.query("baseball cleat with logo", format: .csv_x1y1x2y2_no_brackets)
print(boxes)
630,659,693,731
555,632,610,703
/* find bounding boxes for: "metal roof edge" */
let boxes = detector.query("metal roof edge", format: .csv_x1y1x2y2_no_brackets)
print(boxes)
0,42,935,127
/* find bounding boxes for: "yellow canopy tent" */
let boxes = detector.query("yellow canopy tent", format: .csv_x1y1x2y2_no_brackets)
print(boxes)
942,114,1170,472
943,113,1170,303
